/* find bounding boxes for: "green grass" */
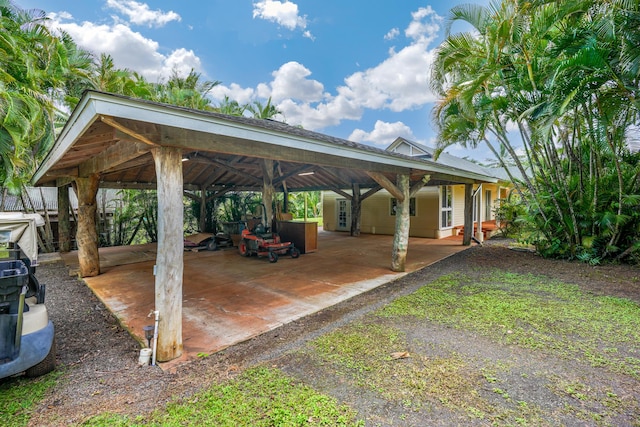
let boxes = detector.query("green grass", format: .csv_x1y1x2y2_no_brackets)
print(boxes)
82,367,363,426
0,371,60,427
302,270,640,424
308,321,545,423
377,270,640,377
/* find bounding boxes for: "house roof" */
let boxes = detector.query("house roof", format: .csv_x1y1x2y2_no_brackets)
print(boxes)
33,91,497,192
387,137,521,183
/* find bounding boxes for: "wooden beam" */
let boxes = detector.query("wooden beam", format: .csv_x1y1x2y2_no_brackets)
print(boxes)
367,172,404,201
43,167,79,180
409,175,431,197
361,185,382,201
78,140,151,178
152,146,183,362
318,166,349,187
195,153,263,185
329,188,352,200
274,164,312,186
205,187,232,203
100,115,159,146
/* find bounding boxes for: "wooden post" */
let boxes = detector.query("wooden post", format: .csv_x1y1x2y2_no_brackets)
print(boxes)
199,188,207,232
57,185,71,252
463,184,473,246
476,187,484,243
261,159,275,228
75,175,100,277
391,174,410,272
350,183,362,237
152,146,184,362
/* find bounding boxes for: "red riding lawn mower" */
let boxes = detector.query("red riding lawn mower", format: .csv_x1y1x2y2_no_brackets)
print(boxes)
238,206,300,263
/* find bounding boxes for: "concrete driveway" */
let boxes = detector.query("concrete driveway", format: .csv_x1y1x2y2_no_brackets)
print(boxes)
60,230,468,365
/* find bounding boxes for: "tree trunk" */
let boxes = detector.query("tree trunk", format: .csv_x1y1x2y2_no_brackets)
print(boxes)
152,147,184,362
391,174,410,272
58,185,71,252
75,175,100,277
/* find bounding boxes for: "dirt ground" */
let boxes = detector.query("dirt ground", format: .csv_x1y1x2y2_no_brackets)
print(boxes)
13,239,640,426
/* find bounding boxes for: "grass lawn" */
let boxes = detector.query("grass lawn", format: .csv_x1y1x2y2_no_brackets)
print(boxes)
3,268,639,426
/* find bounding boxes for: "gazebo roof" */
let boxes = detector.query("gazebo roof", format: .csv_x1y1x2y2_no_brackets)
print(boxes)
33,91,497,191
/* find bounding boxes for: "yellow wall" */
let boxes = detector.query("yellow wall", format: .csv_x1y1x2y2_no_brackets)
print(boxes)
323,183,507,239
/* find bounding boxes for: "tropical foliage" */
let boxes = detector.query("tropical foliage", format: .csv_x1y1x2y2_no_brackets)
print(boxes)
432,0,640,262
0,0,93,191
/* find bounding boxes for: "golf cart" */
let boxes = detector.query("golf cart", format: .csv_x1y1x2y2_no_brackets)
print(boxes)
0,213,55,379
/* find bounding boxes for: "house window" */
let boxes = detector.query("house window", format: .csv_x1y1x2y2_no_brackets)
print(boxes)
390,198,416,216
440,186,453,228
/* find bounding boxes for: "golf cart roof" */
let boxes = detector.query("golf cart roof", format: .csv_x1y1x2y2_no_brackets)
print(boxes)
0,213,45,265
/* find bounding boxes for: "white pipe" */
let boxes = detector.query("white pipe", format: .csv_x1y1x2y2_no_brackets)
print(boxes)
151,310,159,366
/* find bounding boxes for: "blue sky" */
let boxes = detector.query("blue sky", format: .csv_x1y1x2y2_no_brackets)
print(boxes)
19,0,493,162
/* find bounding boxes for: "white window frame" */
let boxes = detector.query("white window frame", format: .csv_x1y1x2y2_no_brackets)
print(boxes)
440,185,453,229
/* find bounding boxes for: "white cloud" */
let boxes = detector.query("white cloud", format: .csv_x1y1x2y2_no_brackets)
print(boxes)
253,0,312,38
406,6,440,42
46,12,199,82
209,83,256,105
349,120,418,146
105,0,181,28
253,7,441,130
384,28,400,40
258,62,325,103
204,6,443,134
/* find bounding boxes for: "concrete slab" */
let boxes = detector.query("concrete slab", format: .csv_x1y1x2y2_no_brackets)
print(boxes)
59,230,468,365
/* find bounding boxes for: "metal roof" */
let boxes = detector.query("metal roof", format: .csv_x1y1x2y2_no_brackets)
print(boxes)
33,91,497,191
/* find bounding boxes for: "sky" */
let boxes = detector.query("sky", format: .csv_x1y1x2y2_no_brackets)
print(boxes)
18,0,493,162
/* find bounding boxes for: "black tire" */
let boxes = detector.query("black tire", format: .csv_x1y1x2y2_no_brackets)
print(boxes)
290,247,300,259
268,252,278,263
206,239,218,251
25,337,56,378
238,240,250,257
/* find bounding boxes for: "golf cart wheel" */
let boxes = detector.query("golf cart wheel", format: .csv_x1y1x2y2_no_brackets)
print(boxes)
238,240,250,257
25,337,56,378
290,247,300,259
206,238,218,251
268,252,278,263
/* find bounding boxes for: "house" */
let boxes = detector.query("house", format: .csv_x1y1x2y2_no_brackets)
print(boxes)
323,137,515,240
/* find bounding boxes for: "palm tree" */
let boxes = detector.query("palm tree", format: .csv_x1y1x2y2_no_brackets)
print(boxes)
151,68,219,110
0,0,93,189
247,97,282,119
432,0,640,261
216,95,247,116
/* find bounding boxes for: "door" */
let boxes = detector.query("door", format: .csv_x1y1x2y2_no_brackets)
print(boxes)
336,199,351,231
